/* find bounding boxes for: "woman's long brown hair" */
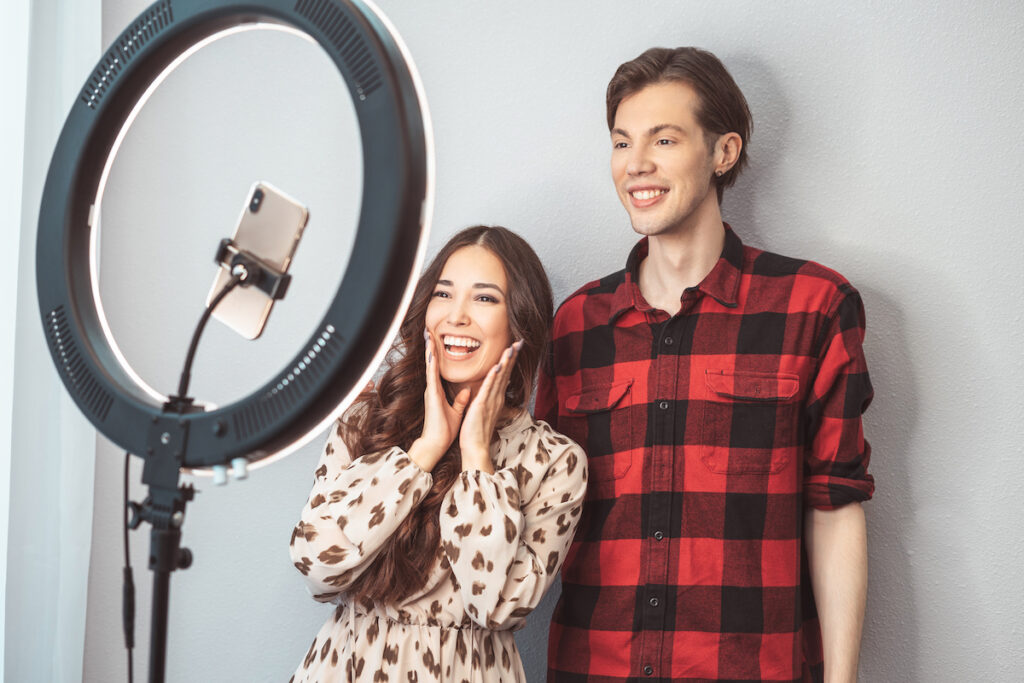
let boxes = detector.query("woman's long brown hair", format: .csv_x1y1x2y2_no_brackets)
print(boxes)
340,225,553,605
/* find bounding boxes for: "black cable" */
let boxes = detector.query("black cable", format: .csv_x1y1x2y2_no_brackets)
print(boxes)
174,271,245,399
123,451,135,683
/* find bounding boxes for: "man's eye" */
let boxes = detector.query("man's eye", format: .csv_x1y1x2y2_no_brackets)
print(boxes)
656,138,673,145
613,141,629,149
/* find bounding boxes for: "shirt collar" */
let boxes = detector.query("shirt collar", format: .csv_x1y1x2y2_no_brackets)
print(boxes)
610,224,744,322
497,408,532,439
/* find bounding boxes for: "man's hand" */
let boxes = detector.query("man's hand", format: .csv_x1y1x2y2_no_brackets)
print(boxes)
805,502,868,683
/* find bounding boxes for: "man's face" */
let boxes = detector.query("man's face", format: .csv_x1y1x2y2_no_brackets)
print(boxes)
610,81,718,237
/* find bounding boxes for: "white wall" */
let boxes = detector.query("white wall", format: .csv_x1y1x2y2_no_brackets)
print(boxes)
14,0,1022,680
0,1,33,676
5,1,103,681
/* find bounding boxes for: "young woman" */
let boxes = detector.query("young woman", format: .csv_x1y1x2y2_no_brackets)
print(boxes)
289,226,587,682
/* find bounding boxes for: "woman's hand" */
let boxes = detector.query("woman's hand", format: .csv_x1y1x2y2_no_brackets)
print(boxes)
459,340,522,473
408,330,471,472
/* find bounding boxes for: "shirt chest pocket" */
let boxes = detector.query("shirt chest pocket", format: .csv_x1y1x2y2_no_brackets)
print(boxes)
562,380,635,483
700,369,801,475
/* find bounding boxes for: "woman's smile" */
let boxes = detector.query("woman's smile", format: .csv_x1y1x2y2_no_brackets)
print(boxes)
441,334,482,359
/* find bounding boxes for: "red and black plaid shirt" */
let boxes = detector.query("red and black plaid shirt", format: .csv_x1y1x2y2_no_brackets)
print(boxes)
538,226,874,682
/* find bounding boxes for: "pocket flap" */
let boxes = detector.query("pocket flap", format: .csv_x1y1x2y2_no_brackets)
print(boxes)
565,380,633,414
705,370,799,402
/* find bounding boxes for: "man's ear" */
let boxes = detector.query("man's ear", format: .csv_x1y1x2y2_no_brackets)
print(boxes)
715,132,742,175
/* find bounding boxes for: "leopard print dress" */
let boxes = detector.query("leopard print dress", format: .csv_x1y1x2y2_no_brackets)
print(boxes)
289,409,587,682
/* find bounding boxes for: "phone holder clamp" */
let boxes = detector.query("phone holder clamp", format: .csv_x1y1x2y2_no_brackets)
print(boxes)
213,237,292,300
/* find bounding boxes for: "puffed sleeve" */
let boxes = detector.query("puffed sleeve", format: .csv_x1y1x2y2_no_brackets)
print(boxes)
803,287,875,509
439,424,587,629
289,420,433,601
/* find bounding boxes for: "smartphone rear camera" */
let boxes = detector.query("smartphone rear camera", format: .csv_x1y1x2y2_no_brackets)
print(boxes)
249,188,265,213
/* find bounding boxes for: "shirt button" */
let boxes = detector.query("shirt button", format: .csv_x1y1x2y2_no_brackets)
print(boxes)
664,336,674,346
649,596,659,607
643,665,654,676
653,530,664,541
658,400,669,410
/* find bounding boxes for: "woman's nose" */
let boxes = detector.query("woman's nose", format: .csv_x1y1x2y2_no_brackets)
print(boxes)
446,299,470,325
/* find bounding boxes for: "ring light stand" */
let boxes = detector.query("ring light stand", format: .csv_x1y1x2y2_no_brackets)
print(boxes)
35,1,433,680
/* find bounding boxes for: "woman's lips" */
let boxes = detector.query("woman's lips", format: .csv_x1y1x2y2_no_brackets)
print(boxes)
441,334,481,360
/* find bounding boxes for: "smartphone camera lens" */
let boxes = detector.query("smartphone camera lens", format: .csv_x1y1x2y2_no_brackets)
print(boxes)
249,188,264,213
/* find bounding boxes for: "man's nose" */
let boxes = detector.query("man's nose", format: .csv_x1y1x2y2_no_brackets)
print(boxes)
626,146,655,176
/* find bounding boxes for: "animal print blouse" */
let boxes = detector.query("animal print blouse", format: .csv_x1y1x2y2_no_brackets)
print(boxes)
289,409,587,682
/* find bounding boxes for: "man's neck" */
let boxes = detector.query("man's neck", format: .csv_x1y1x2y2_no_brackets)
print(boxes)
637,196,726,317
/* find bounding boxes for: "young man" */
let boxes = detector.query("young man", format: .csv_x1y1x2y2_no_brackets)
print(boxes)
538,47,874,682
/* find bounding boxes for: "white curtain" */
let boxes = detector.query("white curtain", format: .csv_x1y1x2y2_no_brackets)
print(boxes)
5,0,101,680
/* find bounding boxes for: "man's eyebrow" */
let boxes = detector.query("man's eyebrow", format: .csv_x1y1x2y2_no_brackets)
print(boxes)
436,279,505,295
612,124,687,139
648,124,686,136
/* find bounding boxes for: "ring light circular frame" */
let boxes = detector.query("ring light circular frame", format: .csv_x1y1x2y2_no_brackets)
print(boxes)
36,0,433,471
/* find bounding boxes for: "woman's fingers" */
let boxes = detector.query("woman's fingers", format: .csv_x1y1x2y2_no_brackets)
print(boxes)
491,339,522,401
424,329,441,393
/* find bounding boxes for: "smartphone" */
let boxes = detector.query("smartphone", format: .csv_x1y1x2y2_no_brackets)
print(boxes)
206,181,309,339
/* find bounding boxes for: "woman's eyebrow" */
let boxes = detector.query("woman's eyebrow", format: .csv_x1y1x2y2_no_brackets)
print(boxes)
436,279,504,295
474,282,505,295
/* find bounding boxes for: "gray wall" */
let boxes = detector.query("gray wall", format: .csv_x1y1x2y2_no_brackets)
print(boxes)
79,1,1024,681
6,1,102,681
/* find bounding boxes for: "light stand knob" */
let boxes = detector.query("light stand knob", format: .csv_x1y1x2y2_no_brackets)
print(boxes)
211,465,228,486
230,457,249,480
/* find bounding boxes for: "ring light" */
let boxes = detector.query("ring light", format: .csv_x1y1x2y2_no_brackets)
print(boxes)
36,0,434,472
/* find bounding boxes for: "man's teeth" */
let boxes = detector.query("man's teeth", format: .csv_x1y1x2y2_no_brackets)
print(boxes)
443,335,481,349
631,189,667,200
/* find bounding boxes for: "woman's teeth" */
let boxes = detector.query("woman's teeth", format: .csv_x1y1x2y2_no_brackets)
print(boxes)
443,335,481,356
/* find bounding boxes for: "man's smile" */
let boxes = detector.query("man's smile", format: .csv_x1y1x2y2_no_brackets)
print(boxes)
628,186,669,208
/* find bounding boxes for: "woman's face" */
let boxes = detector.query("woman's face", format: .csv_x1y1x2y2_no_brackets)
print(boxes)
425,245,513,397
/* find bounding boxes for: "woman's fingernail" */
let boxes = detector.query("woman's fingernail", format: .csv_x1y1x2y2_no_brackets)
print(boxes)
496,362,504,372
423,329,430,341
513,340,523,351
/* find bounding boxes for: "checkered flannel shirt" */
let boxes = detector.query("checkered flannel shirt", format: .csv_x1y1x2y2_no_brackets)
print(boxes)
538,226,874,682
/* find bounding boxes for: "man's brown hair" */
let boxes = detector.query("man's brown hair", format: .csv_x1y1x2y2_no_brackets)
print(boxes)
606,47,752,203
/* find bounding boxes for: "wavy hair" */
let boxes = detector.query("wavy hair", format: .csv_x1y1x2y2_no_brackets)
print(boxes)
340,225,553,604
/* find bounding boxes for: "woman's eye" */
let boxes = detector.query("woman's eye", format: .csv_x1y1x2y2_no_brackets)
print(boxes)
476,295,499,304
431,290,450,299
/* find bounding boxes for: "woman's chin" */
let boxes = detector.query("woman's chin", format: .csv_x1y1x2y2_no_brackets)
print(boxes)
439,369,485,394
